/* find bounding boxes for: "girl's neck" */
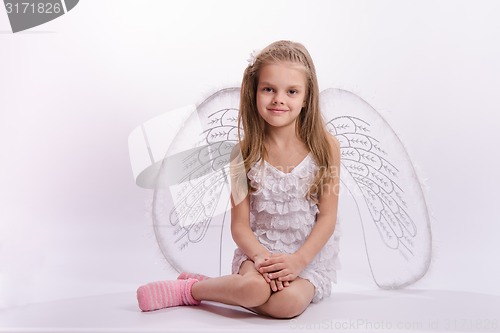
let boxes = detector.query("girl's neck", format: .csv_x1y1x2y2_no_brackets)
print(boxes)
264,125,305,152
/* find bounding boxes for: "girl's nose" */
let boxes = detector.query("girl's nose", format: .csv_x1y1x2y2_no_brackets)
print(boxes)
272,93,285,105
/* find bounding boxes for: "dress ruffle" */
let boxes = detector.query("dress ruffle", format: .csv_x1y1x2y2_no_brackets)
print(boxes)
232,155,341,303
248,159,320,215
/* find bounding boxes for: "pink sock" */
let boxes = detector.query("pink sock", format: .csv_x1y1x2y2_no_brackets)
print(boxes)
177,272,210,281
136,278,200,311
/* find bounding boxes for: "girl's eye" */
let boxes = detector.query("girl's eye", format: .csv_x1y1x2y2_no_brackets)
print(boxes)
288,89,298,95
263,87,273,92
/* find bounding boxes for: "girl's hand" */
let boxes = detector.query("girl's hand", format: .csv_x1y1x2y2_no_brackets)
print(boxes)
258,253,306,283
253,252,271,272
267,276,290,292
253,252,289,291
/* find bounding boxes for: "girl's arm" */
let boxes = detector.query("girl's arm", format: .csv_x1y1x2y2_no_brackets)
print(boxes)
230,194,271,266
229,146,271,267
258,135,341,282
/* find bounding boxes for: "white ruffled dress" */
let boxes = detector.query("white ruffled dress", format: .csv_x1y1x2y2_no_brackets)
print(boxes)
231,154,341,303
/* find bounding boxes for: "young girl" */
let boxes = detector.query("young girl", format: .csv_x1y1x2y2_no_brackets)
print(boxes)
137,40,341,319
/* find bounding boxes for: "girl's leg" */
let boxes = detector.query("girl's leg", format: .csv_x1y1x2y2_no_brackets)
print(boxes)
250,278,315,319
191,260,271,308
137,260,272,311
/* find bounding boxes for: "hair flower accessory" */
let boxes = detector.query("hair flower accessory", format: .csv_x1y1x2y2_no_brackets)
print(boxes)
247,49,261,67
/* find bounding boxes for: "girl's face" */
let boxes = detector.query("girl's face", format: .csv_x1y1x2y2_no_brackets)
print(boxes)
256,62,307,131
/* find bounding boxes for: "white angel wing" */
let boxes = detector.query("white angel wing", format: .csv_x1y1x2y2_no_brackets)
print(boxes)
152,88,241,277
321,88,432,289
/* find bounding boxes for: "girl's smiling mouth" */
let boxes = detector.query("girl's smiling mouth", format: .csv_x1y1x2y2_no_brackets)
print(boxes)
268,108,288,113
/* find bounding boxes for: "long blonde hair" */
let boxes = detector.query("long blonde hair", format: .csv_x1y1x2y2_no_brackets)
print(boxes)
238,40,334,198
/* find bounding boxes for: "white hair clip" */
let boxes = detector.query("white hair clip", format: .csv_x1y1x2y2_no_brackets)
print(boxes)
247,49,261,67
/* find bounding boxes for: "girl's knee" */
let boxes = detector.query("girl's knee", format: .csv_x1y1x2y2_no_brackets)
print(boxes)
238,274,271,308
262,288,313,319
265,300,307,319
267,301,309,319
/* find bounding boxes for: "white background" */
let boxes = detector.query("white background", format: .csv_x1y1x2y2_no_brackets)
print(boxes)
1,0,500,309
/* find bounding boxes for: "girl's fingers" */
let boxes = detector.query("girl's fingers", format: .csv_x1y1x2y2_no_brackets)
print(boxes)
267,277,288,291
268,272,278,280
268,269,289,280
276,279,284,291
257,256,281,268
259,263,284,274
278,273,296,282
269,279,278,292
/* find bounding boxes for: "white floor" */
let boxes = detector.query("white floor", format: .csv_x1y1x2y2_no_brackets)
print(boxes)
2,286,499,333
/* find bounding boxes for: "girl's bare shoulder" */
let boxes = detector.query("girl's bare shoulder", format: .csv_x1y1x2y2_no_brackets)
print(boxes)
326,133,340,156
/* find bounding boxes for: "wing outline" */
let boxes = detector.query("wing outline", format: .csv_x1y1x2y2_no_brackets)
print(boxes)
321,88,432,289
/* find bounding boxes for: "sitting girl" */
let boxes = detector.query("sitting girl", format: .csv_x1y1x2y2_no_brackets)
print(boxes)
137,40,341,319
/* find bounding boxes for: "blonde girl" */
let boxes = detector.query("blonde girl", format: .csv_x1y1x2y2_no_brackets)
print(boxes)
137,40,341,319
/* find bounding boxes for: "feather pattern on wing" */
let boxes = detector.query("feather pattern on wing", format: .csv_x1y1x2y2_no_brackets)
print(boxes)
152,88,241,276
